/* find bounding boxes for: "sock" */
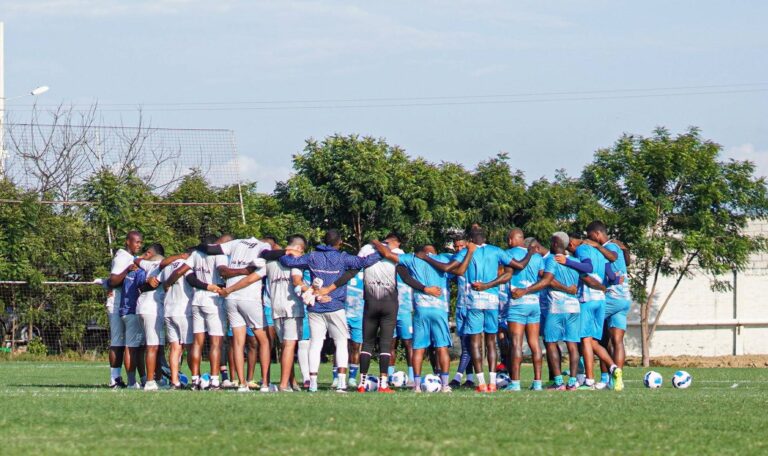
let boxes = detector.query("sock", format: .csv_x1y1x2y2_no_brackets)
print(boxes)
489,372,497,386
387,366,395,378
601,372,610,384
220,367,229,382
577,357,585,375
585,378,595,386
211,375,220,387
510,380,520,389
337,373,347,389
140,376,147,385
309,374,318,390
414,375,422,390
609,364,618,374
127,372,136,385
453,372,464,383
349,364,359,380
192,375,200,383
466,373,475,383
380,375,388,389
360,373,367,387
332,367,338,379
554,375,564,386
110,367,121,380
532,380,542,389
408,366,414,381
440,372,449,386
567,377,577,387
476,373,486,385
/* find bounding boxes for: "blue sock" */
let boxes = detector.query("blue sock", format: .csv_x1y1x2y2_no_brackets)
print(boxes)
440,372,449,386
408,366,414,380
349,364,359,380
332,367,338,380
387,366,395,378
554,375,564,386
414,375,422,390
577,357,585,375
532,380,542,388
601,372,610,384
567,377,578,387
510,380,520,389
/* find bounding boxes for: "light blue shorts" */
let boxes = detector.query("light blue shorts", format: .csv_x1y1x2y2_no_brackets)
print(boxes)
347,316,363,344
455,306,468,337
413,308,452,350
506,303,541,325
605,298,631,331
227,326,255,338
579,300,606,339
544,312,580,343
394,313,413,340
462,309,499,335
263,305,274,327
300,315,310,341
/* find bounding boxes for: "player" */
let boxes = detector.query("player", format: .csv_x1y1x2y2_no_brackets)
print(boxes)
159,249,194,389
446,236,475,388
135,243,168,391
371,241,451,393
293,269,313,389
279,229,380,393
106,230,143,388
507,229,545,391
342,269,365,388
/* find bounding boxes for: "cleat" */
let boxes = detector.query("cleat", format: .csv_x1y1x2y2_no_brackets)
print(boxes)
594,382,608,390
348,378,358,388
221,379,235,389
335,387,348,394
475,384,488,393
206,384,221,391
413,387,422,394
109,377,127,389
405,380,415,388
291,383,301,391
128,383,142,390
247,381,259,389
487,383,497,393
566,383,579,391
379,386,395,394
303,380,311,390
448,379,461,388
441,385,453,393
577,384,596,391
308,385,318,393
143,381,158,391
462,380,476,389
502,383,521,392
260,385,270,393
547,383,566,391
279,387,294,393
612,368,624,392
171,383,185,390
357,385,367,393
237,386,250,393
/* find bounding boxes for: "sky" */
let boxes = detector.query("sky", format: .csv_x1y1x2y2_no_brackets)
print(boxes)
2,0,767,192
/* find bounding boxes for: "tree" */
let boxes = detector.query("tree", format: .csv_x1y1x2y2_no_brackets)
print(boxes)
582,127,768,366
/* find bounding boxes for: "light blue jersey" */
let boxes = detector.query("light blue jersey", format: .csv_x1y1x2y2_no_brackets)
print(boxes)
605,242,631,301
507,246,544,306
399,253,450,313
544,255,580,314
396,274,414,318
575,244,607,303
452,249,471,309
452,244,513,309
435,252,454,304
345,270,365,319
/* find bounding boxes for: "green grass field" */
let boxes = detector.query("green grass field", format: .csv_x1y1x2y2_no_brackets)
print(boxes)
0,361,767,455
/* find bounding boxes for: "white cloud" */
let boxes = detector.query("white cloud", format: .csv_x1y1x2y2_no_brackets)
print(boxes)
236,155,291,193
726,143,768,178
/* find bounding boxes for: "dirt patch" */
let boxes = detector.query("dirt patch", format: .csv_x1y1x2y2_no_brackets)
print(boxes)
625,355,768,368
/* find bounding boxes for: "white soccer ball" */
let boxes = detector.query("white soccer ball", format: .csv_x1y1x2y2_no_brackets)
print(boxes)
365,376,379,392
391,371,406,388
421,374,442,393
643,371,663,389
496,373,511,388
672,370,692,389
200,373,211,389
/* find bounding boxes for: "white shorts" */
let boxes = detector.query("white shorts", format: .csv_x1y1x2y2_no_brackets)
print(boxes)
108,309,125,347
308,310,349,342
165,315,193,345
122,314,145,348
226,298,266,330
192,303,226,337
275,316,303,342
140,313,165,346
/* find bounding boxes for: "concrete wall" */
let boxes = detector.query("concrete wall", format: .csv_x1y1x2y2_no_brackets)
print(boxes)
625,220,768,357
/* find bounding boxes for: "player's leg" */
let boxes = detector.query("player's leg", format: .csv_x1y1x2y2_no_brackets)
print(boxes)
346,315,362,387
431,310,453,393
411,348,425,392
565,341,581,390
328,310,351,392
358,302,378,392
228,317,248,389
307,313,327,392
190,306,206,388
276,318,299,391
142,314,160,390
377,302,397,393
483,309,499,391
410,308,430,392
507,322,525,391
545,342,564,390
525,322,543,390
465,309,486,390
108,308,126,388
246,330,257,386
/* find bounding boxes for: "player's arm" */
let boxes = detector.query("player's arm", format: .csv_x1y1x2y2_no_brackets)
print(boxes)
292,271,310,295
610,239,632,266
196,243,225,256
506,246,535,271
220,270,265,297
472,266,513,291
159,252,189,269
555,255,593,274
185,272,221,293
260,249,287,261
315,268,360,296
583,239,618,262
279,252,310,269
108,263,136,288
396,265,441,297
449,243,477,276
550,278,577,295
218,264,256,279
581,274,606,292
511,272,554,299
414,252,460,273
370,239,400,264
344,251,381,270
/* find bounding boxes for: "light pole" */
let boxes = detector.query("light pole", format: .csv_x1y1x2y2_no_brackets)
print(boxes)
0,22,50,176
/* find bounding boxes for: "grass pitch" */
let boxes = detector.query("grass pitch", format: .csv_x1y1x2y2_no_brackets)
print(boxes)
0,361,767,455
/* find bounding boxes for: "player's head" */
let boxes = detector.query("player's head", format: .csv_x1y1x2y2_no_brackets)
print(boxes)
566,231,582,253
469,228,486,245
125,231,143,255
384,232,402,250
201,234,218,245
586,220,608,244
323,229,343,248
416,244,436,256
287,234,307,253
524,236,544,255
507,228,524,247
452,235,467,252
262,235,279,249
216,234,233,244
551,232,569,254
146,243,165,258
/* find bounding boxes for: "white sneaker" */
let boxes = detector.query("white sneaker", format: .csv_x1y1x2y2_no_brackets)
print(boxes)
348,377,358,388
128,383,142,390
260,385,270,393
441,385,453,393
221,379,235,389
237,386,250,393
144,381,158,391
594,382,608,390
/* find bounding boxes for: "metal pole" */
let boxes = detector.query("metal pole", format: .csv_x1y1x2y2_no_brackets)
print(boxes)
229,130,247,224
0,22,6,176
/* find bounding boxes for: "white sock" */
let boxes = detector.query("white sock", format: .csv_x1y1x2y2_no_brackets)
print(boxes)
489,372,496,385
585,378,595,386
380,375,388,389
309,374,318,389
360,373,367,386
476,373,486,385
110,368,121,380
453,373,464,383
338,373,347,389
467,373,475,382
211,375,220,386
610,364,618,374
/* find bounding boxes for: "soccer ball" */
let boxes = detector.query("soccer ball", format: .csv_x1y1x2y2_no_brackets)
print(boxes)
200,373,211,389
672,371,692,389
365,376,379,392
421,374,442,393
179,373,189,387
390,371,407,388
496,373,511,388
643,371,663,389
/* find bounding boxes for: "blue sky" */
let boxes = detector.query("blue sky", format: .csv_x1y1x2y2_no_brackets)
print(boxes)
3,0,767,192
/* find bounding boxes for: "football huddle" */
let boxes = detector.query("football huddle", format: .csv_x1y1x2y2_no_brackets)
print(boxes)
103,220,648,394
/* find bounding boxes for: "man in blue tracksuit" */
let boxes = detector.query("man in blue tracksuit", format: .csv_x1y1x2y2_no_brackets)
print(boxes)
279,229,380,392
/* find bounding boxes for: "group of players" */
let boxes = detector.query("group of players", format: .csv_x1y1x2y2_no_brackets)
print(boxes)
104,219,631,393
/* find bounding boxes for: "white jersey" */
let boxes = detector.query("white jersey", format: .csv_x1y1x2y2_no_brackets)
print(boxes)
160,259,193,317
136,260,164,316
108,249,134,312
185,250,227,306
220,238,270,301
358,244,398,301
265,262,304,318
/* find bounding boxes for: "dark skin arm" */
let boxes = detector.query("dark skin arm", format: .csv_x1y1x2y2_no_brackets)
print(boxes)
315,268,360,296
371,240,401,264
511,272,554,299
581,274,606,292
217,264,256,280
198,243,225,255
582,239,618,262
159,252,188,269
163,263,190,292
550,278,577,295
472,266,513,291
610,239,632,266
108,263,136,288
507,247,536,271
